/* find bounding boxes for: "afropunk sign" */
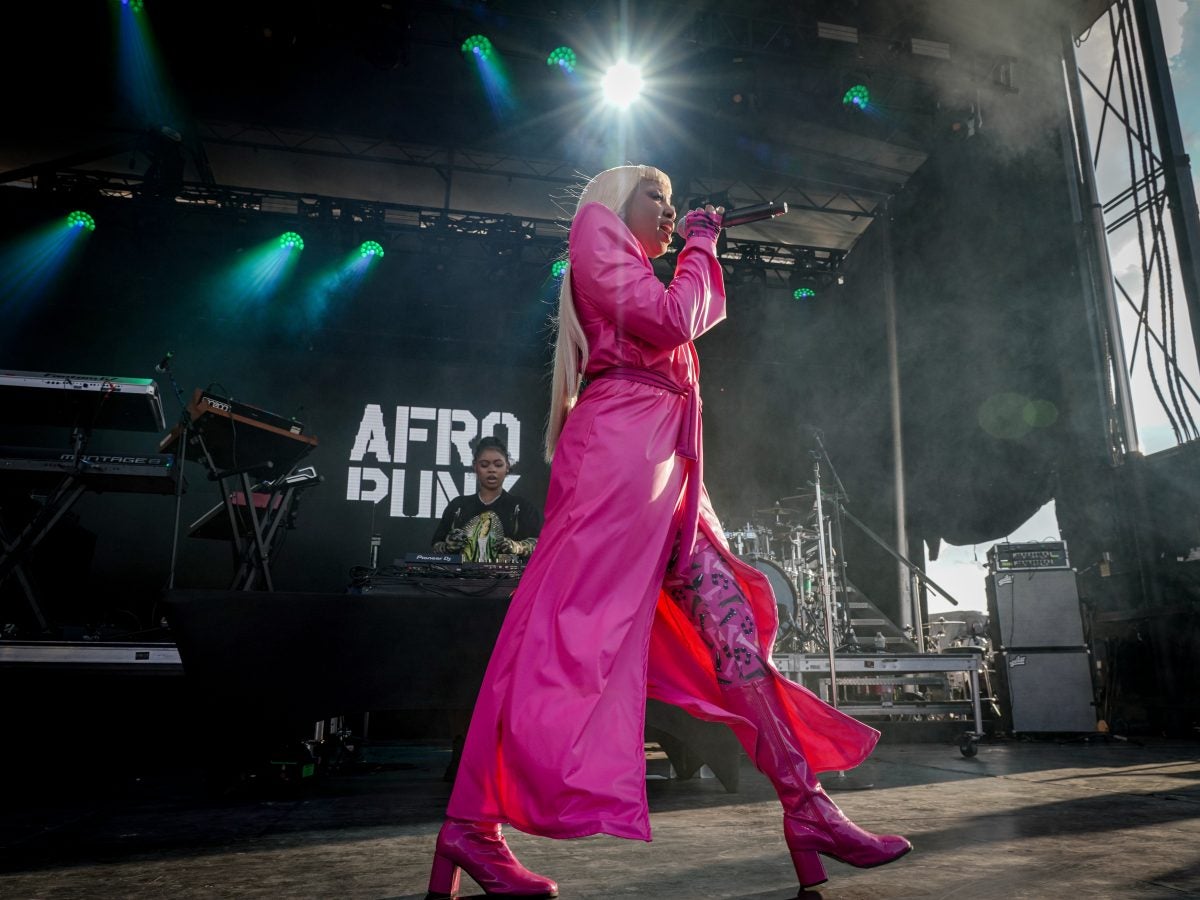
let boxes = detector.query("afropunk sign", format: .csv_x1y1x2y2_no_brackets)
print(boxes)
345,404,522,519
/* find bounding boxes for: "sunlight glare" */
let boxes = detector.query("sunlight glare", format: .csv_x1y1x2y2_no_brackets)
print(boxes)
601,61,644,108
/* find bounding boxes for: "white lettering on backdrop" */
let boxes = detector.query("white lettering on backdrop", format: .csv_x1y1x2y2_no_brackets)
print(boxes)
345,404,522,518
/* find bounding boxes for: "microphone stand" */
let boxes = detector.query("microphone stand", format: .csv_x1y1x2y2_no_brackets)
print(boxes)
160,360,190,595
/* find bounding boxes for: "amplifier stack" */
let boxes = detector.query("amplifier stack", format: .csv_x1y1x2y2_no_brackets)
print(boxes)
985,540,1096,734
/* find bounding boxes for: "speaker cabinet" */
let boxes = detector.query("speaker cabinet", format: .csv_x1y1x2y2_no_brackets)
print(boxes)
996,650,1096,733
986,568,1084,648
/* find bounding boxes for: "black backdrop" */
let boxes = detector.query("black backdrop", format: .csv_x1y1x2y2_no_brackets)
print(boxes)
0,126,1104,636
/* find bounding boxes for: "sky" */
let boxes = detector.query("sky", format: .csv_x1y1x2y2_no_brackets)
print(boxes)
923,0,1200,624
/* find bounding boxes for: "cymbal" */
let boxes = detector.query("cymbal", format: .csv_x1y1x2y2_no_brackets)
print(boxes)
784,487,849,501
754,506,802,519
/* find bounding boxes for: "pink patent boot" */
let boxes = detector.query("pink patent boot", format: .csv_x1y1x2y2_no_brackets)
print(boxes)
425,818,558,899
724,680,911,890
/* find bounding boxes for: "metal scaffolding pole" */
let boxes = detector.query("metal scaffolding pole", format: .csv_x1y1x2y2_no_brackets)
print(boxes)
1131,0,1200,369
1061,28,1141,458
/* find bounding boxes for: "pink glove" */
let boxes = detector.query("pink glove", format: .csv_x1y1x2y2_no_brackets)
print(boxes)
681,207,723,242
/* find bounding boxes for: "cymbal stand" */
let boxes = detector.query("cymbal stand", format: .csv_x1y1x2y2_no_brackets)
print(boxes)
810,451,839,708
809,429,852,611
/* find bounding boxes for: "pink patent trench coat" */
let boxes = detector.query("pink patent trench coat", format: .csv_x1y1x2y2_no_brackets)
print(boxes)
447,202,878,841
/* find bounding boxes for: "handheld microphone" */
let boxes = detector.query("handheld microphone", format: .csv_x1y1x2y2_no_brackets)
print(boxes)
154,351,174,373
721,201,789,228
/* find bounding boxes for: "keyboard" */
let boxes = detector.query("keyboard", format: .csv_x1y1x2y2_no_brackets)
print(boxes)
0,446,180,495
0,370,166,433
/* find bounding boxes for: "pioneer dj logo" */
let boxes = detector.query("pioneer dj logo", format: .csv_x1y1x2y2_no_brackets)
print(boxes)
345,404,521,519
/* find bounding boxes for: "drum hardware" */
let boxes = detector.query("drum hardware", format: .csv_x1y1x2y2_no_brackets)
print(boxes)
743,555,798,636
801,427,962,657
751,506,806,559
752,506,803,537
723,522,765,557
809,450,841,700
730,496,860,656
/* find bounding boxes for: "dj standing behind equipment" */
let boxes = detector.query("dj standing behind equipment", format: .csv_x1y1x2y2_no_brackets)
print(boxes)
431,436,542,562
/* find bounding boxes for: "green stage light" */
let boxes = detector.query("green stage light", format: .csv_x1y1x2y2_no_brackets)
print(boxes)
122,0,145,12
842,84,870,110
67,211,96,232
461,35,495,60
280,231,305,250
793,287,816,300
547,47,577,73
360,240,384,258
551,259,568,278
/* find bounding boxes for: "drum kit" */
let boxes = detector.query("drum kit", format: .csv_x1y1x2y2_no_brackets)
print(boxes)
726,493,856,654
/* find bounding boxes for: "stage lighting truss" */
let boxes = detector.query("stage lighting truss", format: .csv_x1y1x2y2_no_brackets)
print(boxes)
31,170,848,292
665,236,844,291
419,210,537,245
718,239,844,274
787,249,846,299
299,196,339,224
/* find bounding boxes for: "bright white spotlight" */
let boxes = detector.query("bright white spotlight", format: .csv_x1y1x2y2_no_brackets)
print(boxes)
601,61,644,108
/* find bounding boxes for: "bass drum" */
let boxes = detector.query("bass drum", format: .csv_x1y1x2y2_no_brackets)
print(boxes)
739,556,798,625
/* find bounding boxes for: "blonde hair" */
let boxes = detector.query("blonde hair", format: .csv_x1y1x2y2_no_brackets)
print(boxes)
544,164,672,461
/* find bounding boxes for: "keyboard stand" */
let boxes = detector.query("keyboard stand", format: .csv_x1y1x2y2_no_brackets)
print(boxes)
0,432,92,630
0,373,175,630
229,479,292,591
0,520,49,632
186,447,322,592
186,429,279,591
164,389,320,593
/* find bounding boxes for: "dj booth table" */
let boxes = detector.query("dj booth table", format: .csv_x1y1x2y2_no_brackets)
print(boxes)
158,586,744,791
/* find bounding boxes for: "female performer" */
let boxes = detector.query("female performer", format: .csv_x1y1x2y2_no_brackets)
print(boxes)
425,165,910,899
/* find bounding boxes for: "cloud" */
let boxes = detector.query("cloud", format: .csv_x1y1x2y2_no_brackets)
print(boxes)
1160,0,1189,62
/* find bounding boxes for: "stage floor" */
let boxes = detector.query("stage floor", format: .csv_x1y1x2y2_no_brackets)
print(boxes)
2,735,1198,898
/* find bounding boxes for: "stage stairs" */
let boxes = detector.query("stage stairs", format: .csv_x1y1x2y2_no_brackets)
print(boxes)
843,580,919,652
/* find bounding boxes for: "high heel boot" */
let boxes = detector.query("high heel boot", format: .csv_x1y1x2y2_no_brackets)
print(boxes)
425,818,558,899
723,679,911,889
